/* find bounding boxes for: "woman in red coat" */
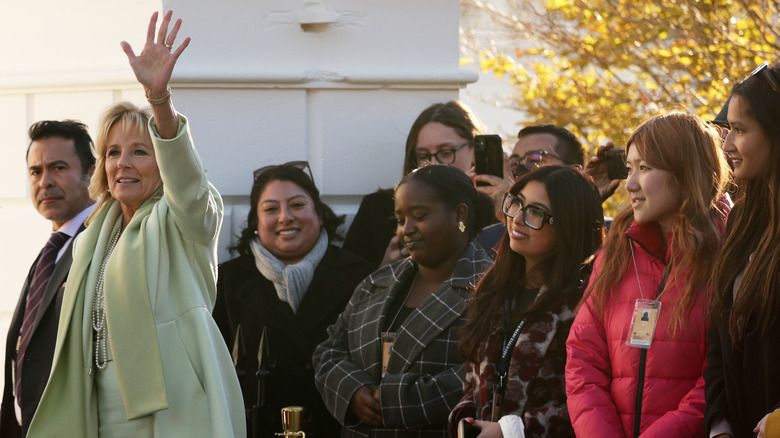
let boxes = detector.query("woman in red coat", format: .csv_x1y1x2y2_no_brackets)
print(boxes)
566,112,731,437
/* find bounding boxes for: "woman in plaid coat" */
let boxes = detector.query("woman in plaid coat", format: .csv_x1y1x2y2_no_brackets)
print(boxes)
314,165,494,437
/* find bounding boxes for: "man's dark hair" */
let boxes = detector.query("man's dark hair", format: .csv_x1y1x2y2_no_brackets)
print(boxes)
27,120,95,175
518,124,586,167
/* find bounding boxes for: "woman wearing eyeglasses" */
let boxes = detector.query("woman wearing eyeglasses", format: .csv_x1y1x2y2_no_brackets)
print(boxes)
566,112,731,438
448,166,603,438
706,62,780,438
314,165,494,437
213,162,374,437
343,101,483,268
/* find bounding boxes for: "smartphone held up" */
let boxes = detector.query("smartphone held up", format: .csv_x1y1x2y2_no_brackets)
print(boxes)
604,146,628,180
474,134,504,186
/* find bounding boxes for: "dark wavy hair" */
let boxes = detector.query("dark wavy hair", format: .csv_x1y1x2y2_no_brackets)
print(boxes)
459,166,604,362
402,101,482,175
27,119,95,175
395,164,495,241
712,62,780,344
231,166,345,257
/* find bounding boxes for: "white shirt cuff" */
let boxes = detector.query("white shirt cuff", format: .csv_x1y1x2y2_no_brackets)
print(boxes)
499,415,526,438
709,416,733,437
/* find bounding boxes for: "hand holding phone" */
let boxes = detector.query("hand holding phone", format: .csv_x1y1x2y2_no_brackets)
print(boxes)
474,135,504,185
604,146,628,180
584,141,623,202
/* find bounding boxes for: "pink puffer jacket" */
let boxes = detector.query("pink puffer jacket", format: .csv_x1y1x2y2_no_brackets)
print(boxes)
565,221,709,438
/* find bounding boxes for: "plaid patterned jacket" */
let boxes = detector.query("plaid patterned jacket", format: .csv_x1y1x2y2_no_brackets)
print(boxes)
314,242,491,437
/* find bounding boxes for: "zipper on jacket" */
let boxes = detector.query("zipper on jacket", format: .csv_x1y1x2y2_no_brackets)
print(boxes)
629,252,671,438
633,348,648,437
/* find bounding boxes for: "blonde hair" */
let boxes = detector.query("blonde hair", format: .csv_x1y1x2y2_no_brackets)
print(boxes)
583,111,731,334
86,102,152,224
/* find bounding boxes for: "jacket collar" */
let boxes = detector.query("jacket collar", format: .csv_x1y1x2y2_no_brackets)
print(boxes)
235,246,360,335
625,221,672,264
367,240,490,292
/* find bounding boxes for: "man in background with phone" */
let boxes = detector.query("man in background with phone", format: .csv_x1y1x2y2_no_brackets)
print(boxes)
475,124,595,254
474,125,587,205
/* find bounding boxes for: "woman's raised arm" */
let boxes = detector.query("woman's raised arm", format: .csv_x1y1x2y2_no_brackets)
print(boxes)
120,10,190,138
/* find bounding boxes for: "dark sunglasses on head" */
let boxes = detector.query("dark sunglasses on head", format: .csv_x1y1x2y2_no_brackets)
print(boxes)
253,160,314,184
752,61,780,95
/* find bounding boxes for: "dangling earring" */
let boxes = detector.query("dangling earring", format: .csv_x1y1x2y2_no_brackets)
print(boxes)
458,221,466,233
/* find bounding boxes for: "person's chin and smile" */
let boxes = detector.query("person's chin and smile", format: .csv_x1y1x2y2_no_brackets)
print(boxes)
272,227,309,256
105,123,162,219
256,180,324,265
110,175,161,209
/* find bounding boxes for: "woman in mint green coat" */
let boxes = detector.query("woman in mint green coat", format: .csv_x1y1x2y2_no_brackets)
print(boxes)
27,11,244,437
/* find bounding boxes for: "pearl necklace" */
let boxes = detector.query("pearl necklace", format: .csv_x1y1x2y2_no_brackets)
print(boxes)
92,219,123,370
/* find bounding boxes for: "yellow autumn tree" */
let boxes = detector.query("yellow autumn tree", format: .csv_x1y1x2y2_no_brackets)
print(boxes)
461,0,779,213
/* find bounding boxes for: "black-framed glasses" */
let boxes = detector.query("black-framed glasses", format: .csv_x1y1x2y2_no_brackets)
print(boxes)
509,150,569,175
253,160,314,184
501,192,555,230
414,141,471,166
752,61,780,95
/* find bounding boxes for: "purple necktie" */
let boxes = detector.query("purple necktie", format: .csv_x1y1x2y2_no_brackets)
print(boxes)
15,231,69,400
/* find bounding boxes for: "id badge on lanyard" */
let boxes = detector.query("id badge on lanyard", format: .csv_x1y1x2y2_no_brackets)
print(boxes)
380,332,396,377
625,261,669,349
626,299,662,348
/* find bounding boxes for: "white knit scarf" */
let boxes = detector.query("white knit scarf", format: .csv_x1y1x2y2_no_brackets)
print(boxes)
250,230,328,313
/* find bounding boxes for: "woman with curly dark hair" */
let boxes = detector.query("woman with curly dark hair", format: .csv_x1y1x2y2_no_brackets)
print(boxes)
213,162,373,437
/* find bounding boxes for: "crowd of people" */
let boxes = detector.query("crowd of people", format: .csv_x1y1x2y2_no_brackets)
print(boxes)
2,9,779,438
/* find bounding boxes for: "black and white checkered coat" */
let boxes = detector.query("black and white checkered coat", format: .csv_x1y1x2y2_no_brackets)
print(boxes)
314,241,491,437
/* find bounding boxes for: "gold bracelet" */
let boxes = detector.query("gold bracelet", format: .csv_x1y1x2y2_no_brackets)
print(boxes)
146,86,172,105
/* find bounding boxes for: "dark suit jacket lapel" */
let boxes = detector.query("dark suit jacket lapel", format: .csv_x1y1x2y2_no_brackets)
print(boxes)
295,247,355,336
8,260,38,343
232,258,313,356
234,260,292,325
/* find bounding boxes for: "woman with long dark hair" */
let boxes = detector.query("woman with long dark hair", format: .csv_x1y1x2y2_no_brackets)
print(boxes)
343,101,483,268
450,166,603,438
706,62,780,438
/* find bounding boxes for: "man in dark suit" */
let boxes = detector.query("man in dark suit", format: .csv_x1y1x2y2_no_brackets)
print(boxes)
1,120,95,437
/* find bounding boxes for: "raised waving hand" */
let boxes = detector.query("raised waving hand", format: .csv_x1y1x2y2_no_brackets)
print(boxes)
120,10,190,138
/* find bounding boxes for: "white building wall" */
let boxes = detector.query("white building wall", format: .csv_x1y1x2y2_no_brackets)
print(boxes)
0,0,475,389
